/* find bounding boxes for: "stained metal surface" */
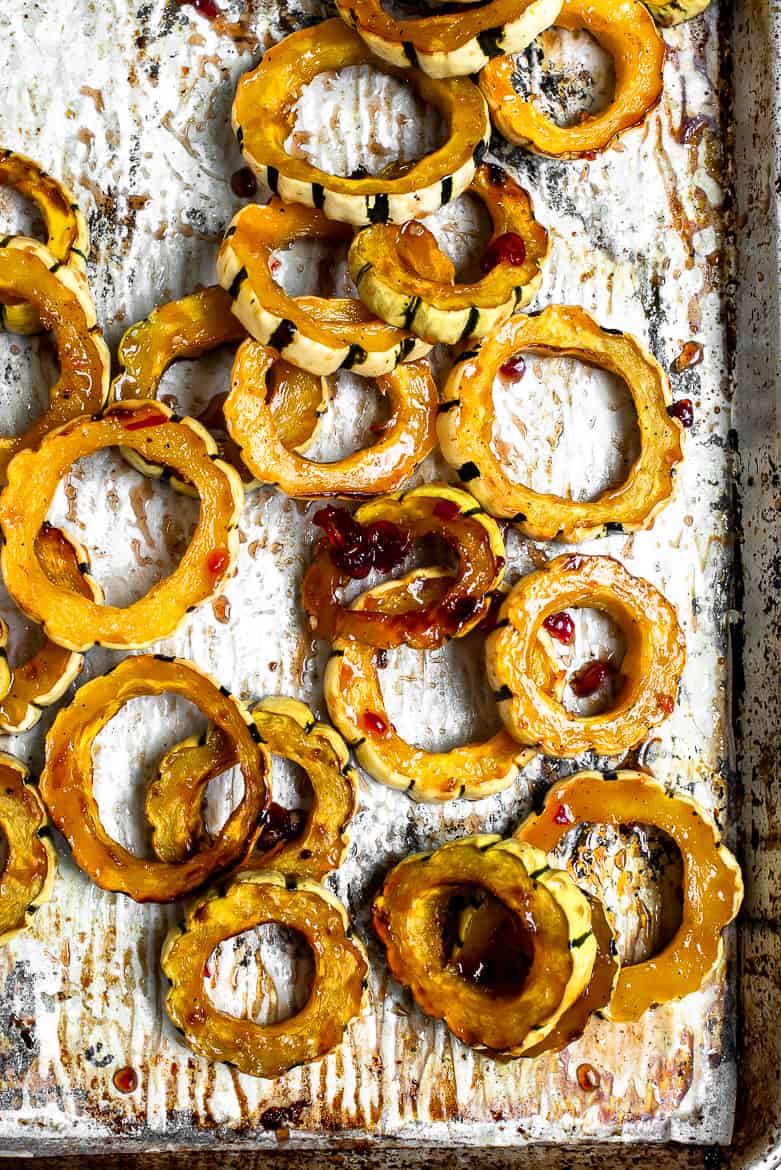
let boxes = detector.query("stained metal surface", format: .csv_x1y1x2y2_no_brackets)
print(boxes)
0,0,770,1160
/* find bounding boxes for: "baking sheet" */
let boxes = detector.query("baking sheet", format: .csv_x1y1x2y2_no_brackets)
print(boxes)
0,0,738,1152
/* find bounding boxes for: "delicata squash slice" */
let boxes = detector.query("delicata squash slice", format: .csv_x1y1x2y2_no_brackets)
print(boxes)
479,0,665,159
0,402,243,651
0,238,109,482
0,525,101,734
0,148,89,334
452,891,618,1055
146,697,358,880
0,753,56,944
373,836,596,1054
304,485,505,648
438,305,684,541
349,164,549,345
335,0,563,79
41,656,270,903
225,340,438,498
325,569,533,801
232,20,491,226
162,870,369,1078
217,201,431,377
110,285,326,491
516,771,744,1021
486,555,686,757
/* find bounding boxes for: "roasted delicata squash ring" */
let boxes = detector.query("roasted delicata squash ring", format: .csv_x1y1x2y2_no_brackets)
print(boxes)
217,202,431,377
335,0,563,78
486,555,686,757
162,870,369,1078
453,891,618,1055
146,696,358,880
0,148,89,334
373,836,596,1054
0,753,57,944
232,19,491,227
225,340,438,499
0,525,102,734
516,771,744,1021
349,164,549,345
479,0,665,159
304,485,506,648
438,305,684,541
0,238,109,482
110,285,326,491
41,656,269,903
326,569,533,802
0,402,244,652
644,0,711,26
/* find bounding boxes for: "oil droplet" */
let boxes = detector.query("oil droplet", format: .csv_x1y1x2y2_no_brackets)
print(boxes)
672,341,703,372
576,1063,601,1091
212,595,231,624
113,1066,138,1094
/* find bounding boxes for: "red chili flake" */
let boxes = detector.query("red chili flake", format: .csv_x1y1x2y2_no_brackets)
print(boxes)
543,611,575,645
112,1066,138,1094
360,711,389,737
553,802,574,826
576,1063,601,1091
656,692,675,715
669,399,694,428
230,166,258,199
500,353,526,379
570,659,616,699
177,0,221,19
432,499,461,522
480,232,527,274
110,407,167,430
206,548,230,575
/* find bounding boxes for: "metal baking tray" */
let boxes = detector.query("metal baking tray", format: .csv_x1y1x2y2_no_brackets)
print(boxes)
0,0,776,1163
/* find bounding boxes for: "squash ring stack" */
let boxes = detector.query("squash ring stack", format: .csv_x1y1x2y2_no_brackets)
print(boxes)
304,484,506,647
0,753,57,944
335,0,563,79
217,200,431,376
225,340,438,498
348,164,549,345
373,835,596,1054
110,286,327,491
0,237,109,481
0,148,89,334
0,402,244,651
438,305,684,541
41,656,270,903
516,771,744,1020
479,0,666,159
146,696,358,881
231,20,491,226
162,870,369,1078
485,554,686,757
325,569,532,801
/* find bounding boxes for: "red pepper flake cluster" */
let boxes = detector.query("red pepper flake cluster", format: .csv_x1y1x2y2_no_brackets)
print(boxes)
313,505,411,580
480,232,527,274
